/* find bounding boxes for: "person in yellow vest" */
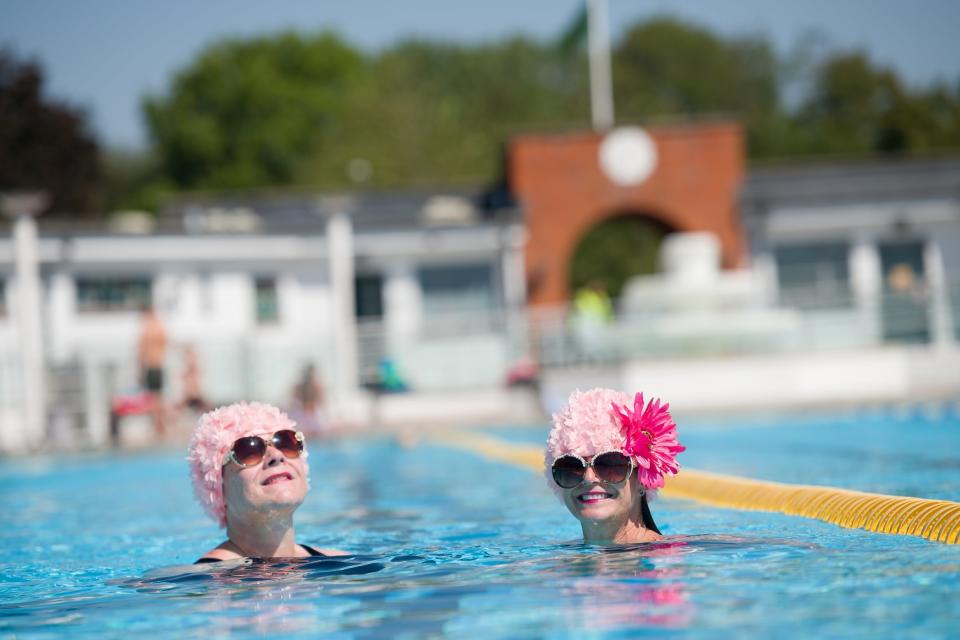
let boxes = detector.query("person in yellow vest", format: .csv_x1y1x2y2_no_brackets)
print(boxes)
572,280,614,360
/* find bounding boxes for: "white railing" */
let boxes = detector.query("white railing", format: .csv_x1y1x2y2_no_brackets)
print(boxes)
0,281,957,449
528,282,958,366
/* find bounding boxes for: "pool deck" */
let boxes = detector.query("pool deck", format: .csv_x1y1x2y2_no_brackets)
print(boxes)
3,342,959,455
544,343,960,417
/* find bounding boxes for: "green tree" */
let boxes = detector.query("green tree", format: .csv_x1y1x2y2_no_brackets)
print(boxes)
300,36,590,188
137,18,960,197
789,53,960,155
0,48,100,215
144,31,366,190
612,18,781,155
99,149,173,214
144,30,590,191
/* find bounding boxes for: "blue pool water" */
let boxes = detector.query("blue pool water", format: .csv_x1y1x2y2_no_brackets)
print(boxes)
2,408,959,638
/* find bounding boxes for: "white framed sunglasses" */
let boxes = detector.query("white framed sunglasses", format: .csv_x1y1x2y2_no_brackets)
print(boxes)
551,450,635,489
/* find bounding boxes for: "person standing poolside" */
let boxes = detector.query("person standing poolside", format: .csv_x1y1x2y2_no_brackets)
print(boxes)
137,306,168,438
177,344,209,415
289,363,327,436
545,388,685,544
187,402,346,562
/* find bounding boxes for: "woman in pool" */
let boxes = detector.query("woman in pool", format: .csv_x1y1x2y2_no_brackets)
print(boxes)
545,388,685,544
188,401,345,562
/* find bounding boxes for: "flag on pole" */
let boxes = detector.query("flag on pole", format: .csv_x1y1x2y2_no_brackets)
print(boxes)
556,3,589,54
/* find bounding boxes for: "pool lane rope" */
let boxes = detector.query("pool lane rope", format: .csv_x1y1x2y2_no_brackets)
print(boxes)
432,430,960,545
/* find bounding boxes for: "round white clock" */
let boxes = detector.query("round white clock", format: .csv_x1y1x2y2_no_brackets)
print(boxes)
598,126,658,186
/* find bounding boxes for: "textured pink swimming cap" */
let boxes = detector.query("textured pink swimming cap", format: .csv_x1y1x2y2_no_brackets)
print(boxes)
545,388,630,464
187,402,307,528
544,388,683,498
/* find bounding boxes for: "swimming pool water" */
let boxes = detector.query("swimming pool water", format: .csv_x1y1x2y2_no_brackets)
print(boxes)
2,408,959,638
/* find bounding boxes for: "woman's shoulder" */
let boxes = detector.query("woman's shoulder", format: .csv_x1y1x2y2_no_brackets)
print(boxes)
195,543,244,564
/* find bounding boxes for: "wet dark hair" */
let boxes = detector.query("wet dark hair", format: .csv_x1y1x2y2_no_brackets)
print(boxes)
629,466,661,534
640,493,661,534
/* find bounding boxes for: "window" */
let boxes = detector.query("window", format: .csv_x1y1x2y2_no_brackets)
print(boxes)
879,241,929,344
76,278,151,313
774,244,851,309
355,273,384,320
255,278,279,324
419,264,495,315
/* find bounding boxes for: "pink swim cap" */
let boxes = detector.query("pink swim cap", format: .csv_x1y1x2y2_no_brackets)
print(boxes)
544,388,684,498
187,402,308,528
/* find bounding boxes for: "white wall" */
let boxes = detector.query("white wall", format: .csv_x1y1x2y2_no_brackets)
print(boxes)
383,261,421,347
0,226,521,437
623,349,912,412
542,345,960,416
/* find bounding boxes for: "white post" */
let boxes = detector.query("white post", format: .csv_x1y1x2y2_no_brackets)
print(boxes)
1,192,48,452
327,210,359,423
501,225,529,359
383,261,421,350
587,0,615,131
849,240,882,344
84,356,110,447
924,240,954,349
501,225,528,312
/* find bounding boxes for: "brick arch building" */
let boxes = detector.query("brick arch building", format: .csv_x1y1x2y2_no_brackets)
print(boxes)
508,122,746,306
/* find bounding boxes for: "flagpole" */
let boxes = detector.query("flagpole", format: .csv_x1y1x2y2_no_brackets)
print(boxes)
587,0,614,131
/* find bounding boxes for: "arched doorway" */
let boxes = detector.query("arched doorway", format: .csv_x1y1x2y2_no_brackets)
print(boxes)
510,123,745,306
569,213,676,300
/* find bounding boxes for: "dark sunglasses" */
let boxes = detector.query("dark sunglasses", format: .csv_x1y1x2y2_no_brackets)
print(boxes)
551,450,635,489
222,429,305,468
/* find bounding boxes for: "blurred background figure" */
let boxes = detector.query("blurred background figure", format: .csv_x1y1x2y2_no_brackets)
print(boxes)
377,358,408,394
289,363,326,436
505,356,539,390
137,306,168,439
572,280,614,361
177,344,210,417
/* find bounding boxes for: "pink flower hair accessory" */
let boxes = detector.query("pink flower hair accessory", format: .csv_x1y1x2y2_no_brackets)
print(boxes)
544,388,684,496
612,392,685,490
187,401,308,528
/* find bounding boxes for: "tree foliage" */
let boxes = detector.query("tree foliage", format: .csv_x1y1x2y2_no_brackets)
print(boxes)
144,31,365,190
787,53,960,155
0,48,100,215
613,18,782,154
330,37,589,186
99,148,171,214
138,18,960,197
145,33,590,191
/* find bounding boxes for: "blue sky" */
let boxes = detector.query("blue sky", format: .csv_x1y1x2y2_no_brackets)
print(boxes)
2,0,959,150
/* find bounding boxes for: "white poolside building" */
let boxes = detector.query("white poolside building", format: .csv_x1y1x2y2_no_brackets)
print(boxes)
0,190,528,449
2,155,960,452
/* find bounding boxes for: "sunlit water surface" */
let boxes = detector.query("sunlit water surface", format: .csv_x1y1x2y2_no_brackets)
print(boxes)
2,408,959,638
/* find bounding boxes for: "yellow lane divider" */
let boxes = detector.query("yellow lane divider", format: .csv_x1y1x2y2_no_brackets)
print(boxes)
432,430,960,545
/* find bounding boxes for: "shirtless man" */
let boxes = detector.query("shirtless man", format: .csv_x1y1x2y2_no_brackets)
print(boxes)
138,306,168,438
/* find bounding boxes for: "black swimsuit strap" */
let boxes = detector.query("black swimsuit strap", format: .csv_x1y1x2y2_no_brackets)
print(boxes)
194,543,326,564
300,544,326,557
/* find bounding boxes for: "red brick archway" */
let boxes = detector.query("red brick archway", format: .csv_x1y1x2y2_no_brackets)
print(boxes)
509,122,745,306
565,210,679,296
